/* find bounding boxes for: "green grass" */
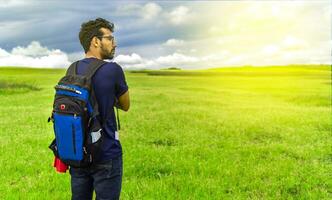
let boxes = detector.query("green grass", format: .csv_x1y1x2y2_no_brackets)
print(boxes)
0,65,331,199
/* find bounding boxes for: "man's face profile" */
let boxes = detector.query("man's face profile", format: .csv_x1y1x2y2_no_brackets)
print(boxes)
99,28,116,60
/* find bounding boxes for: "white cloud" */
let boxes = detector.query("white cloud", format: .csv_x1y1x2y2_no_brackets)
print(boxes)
323,6,331,21
114,3,142,16
1,41,207,69
0,48,11,57
0,41,70,68
114,53,143,65
155,53,198,65
167,6,191,25
282,36,308,50
223,55,246,66
0,0,27,8
115,2,162,21
114,52,201,69
209,26,223,34
163,38,184,47
142,2,162,20
1,37,330,70
11,41,51,57
262,45,280,55
115,3,193,25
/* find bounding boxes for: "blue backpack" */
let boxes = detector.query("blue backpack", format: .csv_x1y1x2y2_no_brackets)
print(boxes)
48,59,106,167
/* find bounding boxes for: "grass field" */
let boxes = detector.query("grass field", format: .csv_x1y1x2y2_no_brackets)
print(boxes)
0,65,331,199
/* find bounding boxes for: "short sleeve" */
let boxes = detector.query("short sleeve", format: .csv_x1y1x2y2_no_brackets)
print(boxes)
114,63,128,98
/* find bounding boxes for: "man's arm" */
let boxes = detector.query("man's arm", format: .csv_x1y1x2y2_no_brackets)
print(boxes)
117,90,130,111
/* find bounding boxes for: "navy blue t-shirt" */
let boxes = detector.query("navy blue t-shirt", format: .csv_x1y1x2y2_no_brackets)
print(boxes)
76,58,128,161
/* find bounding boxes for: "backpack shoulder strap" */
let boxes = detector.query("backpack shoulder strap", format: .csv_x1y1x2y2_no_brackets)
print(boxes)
66,59,106,77
66,61,79,75
84,59,107,121
85,59,107,80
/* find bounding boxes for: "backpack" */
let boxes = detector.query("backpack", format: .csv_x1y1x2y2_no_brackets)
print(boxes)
48,59,106,167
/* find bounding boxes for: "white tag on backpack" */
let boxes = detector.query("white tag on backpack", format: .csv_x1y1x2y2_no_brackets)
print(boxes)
91,129,102,143
115,131,119,141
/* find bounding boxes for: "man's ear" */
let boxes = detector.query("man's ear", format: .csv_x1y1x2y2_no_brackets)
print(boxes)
92,36,100,47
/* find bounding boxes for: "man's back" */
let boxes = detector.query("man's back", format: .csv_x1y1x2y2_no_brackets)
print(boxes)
76,57,128,161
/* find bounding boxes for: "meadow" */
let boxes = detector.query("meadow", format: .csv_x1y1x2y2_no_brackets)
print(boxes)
0,65,331,199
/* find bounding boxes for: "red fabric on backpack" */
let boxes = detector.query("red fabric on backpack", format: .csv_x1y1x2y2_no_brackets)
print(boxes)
53,157,68,173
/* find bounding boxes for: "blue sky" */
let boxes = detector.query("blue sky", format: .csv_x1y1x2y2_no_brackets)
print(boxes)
0,0,331,69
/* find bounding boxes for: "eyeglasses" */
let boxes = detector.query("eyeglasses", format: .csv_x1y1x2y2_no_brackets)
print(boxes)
97,35,114,42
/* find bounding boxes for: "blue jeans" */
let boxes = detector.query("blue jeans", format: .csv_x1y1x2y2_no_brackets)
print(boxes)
69,156,123,200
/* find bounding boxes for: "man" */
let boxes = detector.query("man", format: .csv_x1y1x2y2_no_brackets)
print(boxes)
69,18,130,200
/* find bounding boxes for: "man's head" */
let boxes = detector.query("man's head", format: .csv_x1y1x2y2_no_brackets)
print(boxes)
79,18,116,59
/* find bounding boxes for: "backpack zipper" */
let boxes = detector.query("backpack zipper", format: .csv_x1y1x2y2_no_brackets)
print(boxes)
72,123,76,155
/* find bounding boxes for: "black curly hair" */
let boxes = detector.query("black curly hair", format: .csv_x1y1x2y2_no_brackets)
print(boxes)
79,18,114,53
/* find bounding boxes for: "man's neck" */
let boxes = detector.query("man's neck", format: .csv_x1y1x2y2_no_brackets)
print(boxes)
85,51,102,60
